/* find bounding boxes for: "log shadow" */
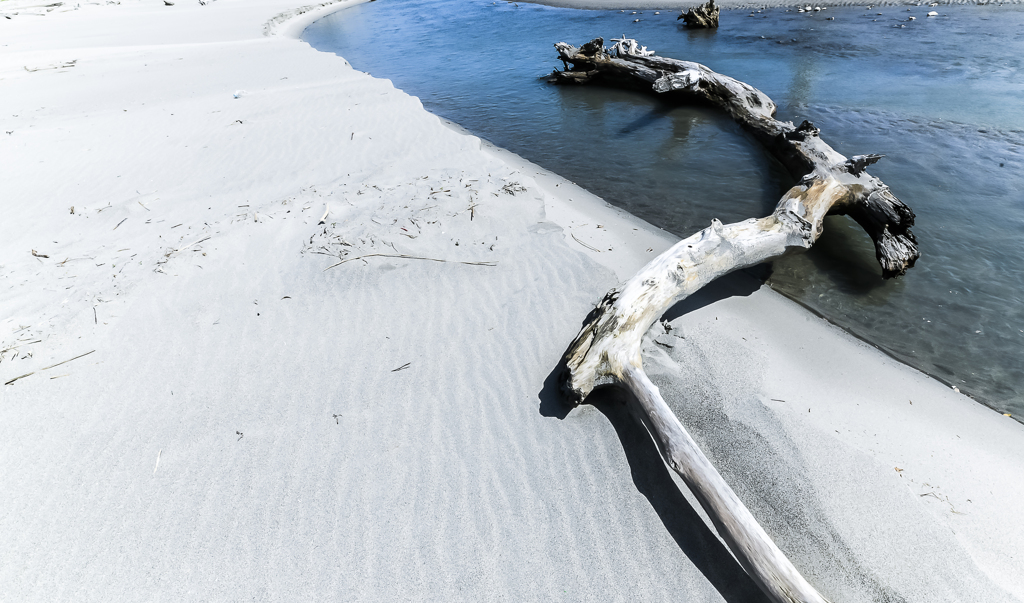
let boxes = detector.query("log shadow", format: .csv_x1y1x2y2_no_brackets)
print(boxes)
662,268,765,322
588,385,771,603
539,358,574,419
616,104,675,137
798,216,894,297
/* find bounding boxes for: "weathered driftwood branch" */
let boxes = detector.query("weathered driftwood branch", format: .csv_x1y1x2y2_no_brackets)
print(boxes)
678,0,720,28
550,38,918,277
553,39,921,603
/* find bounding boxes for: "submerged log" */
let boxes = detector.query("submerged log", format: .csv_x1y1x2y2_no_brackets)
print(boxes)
678,0,720,28
552,39,921,603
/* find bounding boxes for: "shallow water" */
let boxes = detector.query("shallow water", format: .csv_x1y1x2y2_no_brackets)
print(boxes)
304,0,1024,416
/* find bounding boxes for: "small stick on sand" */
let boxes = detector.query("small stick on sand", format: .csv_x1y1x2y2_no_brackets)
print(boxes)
0,340,42,354
24,60,77,73
571,232,601,253
5,372,35,386
324,254,497,270
153,449,162,474
41,350,95,371
3,351,96,385
172,236,211,254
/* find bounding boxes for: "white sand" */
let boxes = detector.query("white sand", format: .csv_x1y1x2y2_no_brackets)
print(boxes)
1,0,1021,601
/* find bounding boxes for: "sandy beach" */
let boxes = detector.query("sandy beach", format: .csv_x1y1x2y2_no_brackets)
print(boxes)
2,0,1022,600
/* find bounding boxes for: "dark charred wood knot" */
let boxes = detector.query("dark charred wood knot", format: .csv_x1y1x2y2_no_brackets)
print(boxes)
844,153,885,176
837,188,919,278
785,120,821,141
867,188,916,227
579,38,606,57
560,373,585,405
877,228,919,277
605,289,620,303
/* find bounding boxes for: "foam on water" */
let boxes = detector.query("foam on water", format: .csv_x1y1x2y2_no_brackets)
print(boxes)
303,0,1024,416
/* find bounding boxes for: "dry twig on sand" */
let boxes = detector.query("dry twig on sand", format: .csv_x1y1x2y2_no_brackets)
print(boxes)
324,253,497,270
4,350,95,386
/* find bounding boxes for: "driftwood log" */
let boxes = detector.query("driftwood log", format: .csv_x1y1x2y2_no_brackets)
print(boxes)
552,39,919,603
678,0,720,28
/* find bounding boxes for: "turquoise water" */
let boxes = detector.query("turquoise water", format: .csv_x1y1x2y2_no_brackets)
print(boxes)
304,0,1024,417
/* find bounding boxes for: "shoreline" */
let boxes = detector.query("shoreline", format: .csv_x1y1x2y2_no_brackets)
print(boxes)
517,0,1021,10
1,0,1022,601
453,121,1008,416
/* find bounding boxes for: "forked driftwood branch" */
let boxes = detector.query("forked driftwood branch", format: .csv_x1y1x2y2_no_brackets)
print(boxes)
552,39,920,603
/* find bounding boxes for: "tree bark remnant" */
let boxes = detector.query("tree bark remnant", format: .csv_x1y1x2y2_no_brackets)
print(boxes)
679,0,720,28
551,39,921,603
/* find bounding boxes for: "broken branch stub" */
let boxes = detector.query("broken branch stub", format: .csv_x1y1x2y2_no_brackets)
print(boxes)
678,0,720,28
555,38,922,603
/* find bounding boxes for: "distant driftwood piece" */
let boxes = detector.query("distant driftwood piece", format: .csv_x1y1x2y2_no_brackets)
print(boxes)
552,39,920,603
678,0,720,28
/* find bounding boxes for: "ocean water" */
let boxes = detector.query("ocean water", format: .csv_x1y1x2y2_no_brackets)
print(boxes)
303,0,1024,417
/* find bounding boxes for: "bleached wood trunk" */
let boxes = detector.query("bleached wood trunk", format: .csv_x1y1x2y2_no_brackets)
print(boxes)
553,39,921,603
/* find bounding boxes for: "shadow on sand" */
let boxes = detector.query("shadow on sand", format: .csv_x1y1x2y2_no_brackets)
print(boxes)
538,270,769,602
